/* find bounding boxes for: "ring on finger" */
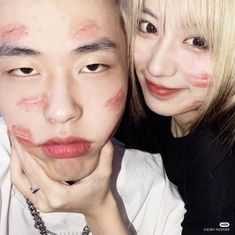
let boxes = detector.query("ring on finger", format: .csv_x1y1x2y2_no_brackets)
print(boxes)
30,186,40,194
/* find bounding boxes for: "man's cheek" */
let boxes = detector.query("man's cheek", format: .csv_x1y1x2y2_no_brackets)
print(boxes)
104,87,126,109
16,94,47,112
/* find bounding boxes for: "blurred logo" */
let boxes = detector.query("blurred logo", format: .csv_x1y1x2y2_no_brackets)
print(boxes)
219,222,230,228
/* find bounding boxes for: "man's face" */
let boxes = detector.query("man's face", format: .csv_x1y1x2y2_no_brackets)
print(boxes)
0,0,128,182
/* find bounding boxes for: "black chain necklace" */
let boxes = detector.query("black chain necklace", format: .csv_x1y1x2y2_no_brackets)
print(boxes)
26,198,90,235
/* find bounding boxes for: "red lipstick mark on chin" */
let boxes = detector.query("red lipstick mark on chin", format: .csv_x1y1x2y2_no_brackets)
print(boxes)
187,74,212,88
41,137,92,159
145,79,183,98
12,125,35,147
1,25,28,42
105,88,125,108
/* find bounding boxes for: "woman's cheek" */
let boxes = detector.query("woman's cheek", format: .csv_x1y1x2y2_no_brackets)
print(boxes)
186,73,212,88
134,37,147,67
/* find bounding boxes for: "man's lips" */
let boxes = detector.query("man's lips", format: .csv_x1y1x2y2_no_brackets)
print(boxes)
145,79,183,97
41,137,92,159
16,136,92,159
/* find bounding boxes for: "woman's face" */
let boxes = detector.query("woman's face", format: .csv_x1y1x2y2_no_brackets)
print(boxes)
0,0,128,182
135,0,213,118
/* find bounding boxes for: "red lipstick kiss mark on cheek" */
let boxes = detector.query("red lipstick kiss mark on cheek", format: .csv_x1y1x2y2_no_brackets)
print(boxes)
105,88,126,108
11,125,35,147
16,95,47,112
70,20,100,41
0,25,28,43
187,74,212,88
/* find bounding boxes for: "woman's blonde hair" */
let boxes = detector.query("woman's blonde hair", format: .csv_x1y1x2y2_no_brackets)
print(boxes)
121,0,235,149
177,0,235,149
118,0,145,122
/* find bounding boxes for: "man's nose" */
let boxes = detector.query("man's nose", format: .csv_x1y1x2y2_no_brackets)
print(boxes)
147,39,177,78
44,78,82,124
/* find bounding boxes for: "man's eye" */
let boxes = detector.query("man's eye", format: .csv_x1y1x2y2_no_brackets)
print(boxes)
138,20,157,34
184,37,209,49
9,67,39,77
80,64,109,73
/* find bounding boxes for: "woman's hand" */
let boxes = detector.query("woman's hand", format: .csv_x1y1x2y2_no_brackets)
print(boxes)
10,138,131,235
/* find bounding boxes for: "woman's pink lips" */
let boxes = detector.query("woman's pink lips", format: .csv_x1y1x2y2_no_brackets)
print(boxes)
145,79,183,98
41,137,92,159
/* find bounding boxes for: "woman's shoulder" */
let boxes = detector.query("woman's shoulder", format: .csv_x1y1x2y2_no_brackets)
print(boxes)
186,127,234,168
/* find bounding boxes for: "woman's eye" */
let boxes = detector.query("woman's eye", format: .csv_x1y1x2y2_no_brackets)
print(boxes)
138,20,157,34
80,64,109,73
184,37,209,49
9,67,39,77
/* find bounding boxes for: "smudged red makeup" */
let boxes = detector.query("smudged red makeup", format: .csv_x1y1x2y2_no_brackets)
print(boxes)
187,73,212,88
16,95,47,112
105,88,125,108
70,20,100,41
0,24,28,43
11,125,35,147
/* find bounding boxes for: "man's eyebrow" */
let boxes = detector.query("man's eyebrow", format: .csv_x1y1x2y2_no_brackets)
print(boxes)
142,6,158,20
73,37,117,54
0,44,40,57
0,37,118,57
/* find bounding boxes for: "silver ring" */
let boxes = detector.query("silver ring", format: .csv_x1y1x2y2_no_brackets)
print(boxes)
30,186,40,194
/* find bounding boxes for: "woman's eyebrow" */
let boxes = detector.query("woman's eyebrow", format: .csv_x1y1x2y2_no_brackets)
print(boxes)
142,6,158,20
0,44,40,57
72,37,117,54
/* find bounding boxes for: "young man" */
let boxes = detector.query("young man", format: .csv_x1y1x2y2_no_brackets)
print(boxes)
0,0,185,234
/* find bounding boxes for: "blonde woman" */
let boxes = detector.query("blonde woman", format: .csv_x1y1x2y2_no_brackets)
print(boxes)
117,0,235,234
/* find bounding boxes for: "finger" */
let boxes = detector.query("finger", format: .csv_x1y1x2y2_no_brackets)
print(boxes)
11,140,67,211
12,137,64,195
95,141,114,177
10,146,36,202
11,137,38,188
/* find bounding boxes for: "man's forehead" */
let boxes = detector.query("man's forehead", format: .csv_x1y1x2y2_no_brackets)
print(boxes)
0,24,28,43
0,0,123,46
70,19,100,42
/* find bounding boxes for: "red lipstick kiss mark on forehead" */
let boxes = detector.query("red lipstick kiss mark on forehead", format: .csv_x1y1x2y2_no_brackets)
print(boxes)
0,24,28,43
187,73,212,88
70,20,100,41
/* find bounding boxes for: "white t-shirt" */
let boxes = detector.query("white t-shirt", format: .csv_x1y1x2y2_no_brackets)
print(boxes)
0,123,185,235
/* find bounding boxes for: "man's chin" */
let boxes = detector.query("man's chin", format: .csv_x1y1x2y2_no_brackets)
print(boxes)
48,172,83,184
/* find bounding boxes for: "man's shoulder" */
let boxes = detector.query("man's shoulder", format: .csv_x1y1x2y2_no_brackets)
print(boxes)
115,146,165,180
113,146,169,198
0,121,11,171
112,146,185,234
0,121,10,151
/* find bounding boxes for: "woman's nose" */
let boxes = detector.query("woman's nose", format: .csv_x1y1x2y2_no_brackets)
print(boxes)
146,40,177,78
44,79,82,124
